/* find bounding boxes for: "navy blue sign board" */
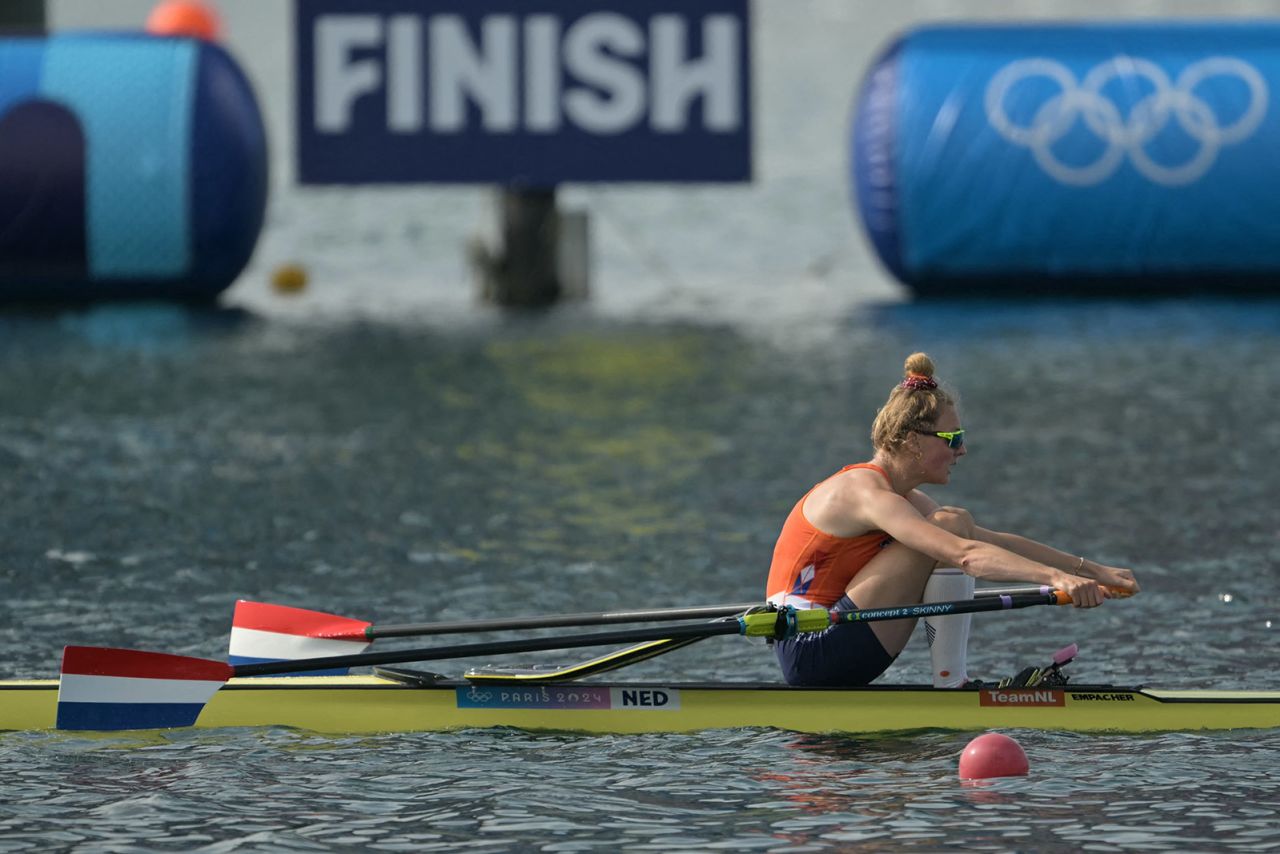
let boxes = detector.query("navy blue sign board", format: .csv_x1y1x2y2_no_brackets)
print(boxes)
296,0,752,185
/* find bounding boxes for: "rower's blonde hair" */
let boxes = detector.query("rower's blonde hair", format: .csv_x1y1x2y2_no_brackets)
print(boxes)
871,352,958,454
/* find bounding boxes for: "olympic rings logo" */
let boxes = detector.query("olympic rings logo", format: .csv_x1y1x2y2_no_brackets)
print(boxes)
984,56,1268,186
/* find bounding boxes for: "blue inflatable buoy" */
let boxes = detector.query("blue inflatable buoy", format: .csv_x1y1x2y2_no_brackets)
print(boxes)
852,22,1280,296
0,33,267,302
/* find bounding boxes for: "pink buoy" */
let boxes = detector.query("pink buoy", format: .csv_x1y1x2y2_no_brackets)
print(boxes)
958,732,1029,780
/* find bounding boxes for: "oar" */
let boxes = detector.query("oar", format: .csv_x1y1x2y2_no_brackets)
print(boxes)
230,587,1058,667
227,599,762,669
61,589,1089,732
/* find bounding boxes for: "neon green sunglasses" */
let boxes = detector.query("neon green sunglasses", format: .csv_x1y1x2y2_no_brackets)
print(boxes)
915,428,965,449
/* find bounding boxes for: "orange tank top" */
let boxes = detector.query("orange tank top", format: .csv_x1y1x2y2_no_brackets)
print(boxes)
764,463,894,608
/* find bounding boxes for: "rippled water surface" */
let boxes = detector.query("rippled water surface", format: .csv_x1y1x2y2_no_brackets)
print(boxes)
2,301,1279,851
3,725,1280,850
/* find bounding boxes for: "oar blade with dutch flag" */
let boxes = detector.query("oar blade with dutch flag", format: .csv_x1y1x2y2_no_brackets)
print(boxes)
229,600,371,673
57,646,233,731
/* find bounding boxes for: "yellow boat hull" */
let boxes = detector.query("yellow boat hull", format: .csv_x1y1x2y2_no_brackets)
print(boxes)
4,676,1278,735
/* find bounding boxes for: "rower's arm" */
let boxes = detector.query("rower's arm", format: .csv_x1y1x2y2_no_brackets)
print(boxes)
975,527,1140,594
864,494,1100,601
973,527,1087,575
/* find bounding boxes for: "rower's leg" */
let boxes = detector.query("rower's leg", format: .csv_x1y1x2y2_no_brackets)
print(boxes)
844,506,974,656
923,568,974,687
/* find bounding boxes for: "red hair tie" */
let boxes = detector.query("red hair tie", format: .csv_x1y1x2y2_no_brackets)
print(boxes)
900,374,937,390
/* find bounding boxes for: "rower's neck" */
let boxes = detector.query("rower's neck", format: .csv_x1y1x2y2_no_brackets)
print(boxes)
868,452,920,496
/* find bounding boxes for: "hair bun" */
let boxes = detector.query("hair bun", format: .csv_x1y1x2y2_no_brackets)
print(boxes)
903,352,935,379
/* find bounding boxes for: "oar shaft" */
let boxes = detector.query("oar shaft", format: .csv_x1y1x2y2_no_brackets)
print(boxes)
335,586,1083,642
370,591,1044,639
837,590,1069,624
368,603,758,639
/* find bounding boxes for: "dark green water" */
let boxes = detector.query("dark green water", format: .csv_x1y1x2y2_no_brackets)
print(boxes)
1,298,1278,850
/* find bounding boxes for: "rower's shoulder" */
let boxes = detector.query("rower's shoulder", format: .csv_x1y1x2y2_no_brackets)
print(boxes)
804,466,899,536
826,464,893,493
810,466,890,512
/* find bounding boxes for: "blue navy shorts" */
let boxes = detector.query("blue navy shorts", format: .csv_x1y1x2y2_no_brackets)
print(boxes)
774,595,897,687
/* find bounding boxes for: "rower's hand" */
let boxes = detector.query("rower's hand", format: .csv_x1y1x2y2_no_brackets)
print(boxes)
1055,573,1105,608
1084,562,1140,596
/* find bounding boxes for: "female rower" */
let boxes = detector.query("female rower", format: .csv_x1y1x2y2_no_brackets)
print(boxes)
764,352,1139,688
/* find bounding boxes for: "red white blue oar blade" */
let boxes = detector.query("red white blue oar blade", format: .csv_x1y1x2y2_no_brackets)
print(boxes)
229,600,372,675
57,646,233,731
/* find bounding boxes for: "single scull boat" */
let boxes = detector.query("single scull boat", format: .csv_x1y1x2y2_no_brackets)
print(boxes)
3,669,1276,734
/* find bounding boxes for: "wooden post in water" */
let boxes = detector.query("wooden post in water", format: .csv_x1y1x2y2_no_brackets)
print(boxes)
471,187,589,308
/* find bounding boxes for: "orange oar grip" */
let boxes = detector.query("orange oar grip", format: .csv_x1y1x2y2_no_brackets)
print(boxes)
1052,586,1133,605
